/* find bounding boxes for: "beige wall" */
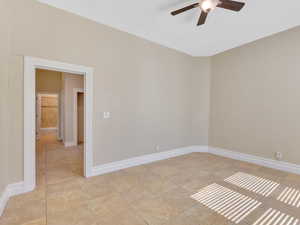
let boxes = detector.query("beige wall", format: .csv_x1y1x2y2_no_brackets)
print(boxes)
190,57,211,145
4,0,210,184
2,0,300,192
63,73,84,144
0,0,10,195
210,26,300,165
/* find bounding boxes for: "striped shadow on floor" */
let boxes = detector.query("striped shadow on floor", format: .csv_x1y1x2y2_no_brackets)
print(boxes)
224,172,280,197
252,208,299,225
191,183,261,224
277,187,300,208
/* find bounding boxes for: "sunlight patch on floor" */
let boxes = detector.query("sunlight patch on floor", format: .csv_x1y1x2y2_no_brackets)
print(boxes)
277,187,300,208
191,183,261,224
225,172,279,197
253,208,298,225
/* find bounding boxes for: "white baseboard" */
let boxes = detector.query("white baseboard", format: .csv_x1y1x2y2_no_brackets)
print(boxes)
0,182,26,216
92,145,300,177
0,145,206,216
2,144,300,217
209,146,300,175
0,187,9,217
7,182,28,196
92,145,208,176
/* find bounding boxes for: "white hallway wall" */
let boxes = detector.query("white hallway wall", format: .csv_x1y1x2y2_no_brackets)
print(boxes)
63,73,84,145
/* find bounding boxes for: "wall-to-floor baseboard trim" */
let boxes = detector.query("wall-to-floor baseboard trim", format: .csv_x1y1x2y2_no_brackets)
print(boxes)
0,182,27,216
0,187,9,216
1,145,206,216
209,146,300,175
92,145,300,176
92,145,208,176
2,144,300,216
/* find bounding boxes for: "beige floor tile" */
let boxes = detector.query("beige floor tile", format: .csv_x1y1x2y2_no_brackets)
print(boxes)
3,131,300,225
132,196,179,225
5,190,46,209
160,187,197,214
88,192,131,215
108,170,144,193
2,199,46,225
83,181,117,199
94,207,147,225
21,218,47,225
164,205,214,225
181,175,217,192
47,207,98,225
241,205,270,225
47,189,90,214
200,213,237,225
147,163,182,179
46,177,84,196
0,215,19,225
142,173,178,196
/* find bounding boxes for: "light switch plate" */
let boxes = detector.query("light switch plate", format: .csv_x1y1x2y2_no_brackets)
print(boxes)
103,112,110,119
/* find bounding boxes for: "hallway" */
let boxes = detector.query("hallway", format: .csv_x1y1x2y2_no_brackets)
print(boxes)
37,131,84,186
0,131,84,225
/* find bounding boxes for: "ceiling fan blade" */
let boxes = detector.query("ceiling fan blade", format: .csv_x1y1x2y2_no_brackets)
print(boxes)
197,11,208,26
217,0,245,11
171,3,199,16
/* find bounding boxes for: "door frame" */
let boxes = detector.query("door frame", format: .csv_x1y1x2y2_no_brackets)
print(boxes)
24,56,94,192
73,88,84,146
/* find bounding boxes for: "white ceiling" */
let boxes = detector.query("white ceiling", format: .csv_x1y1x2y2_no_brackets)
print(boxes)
37,0,300,56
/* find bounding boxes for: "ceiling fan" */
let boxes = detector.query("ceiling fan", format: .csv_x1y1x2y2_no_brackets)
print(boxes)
171,0,245,26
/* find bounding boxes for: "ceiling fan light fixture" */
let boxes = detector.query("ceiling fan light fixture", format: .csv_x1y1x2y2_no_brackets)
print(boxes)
170,0,245,26
200,0,219,12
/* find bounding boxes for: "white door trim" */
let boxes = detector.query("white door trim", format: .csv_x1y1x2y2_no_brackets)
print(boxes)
73,88,84,146
24,56,94,192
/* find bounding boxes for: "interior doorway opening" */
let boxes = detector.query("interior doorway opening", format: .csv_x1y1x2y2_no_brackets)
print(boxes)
24,57,94,192
35,69,85,186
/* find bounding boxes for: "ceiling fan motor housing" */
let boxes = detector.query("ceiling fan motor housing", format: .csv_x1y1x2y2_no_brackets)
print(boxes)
199,0,221,12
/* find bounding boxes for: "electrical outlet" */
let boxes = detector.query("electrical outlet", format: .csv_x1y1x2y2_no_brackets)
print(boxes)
275,152,283,160
156,145,160,151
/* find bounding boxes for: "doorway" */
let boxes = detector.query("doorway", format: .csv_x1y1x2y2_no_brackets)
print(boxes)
24,57,94,192
35,71,85,185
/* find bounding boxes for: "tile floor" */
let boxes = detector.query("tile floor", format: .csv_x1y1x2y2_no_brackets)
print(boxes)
0,132,300,225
